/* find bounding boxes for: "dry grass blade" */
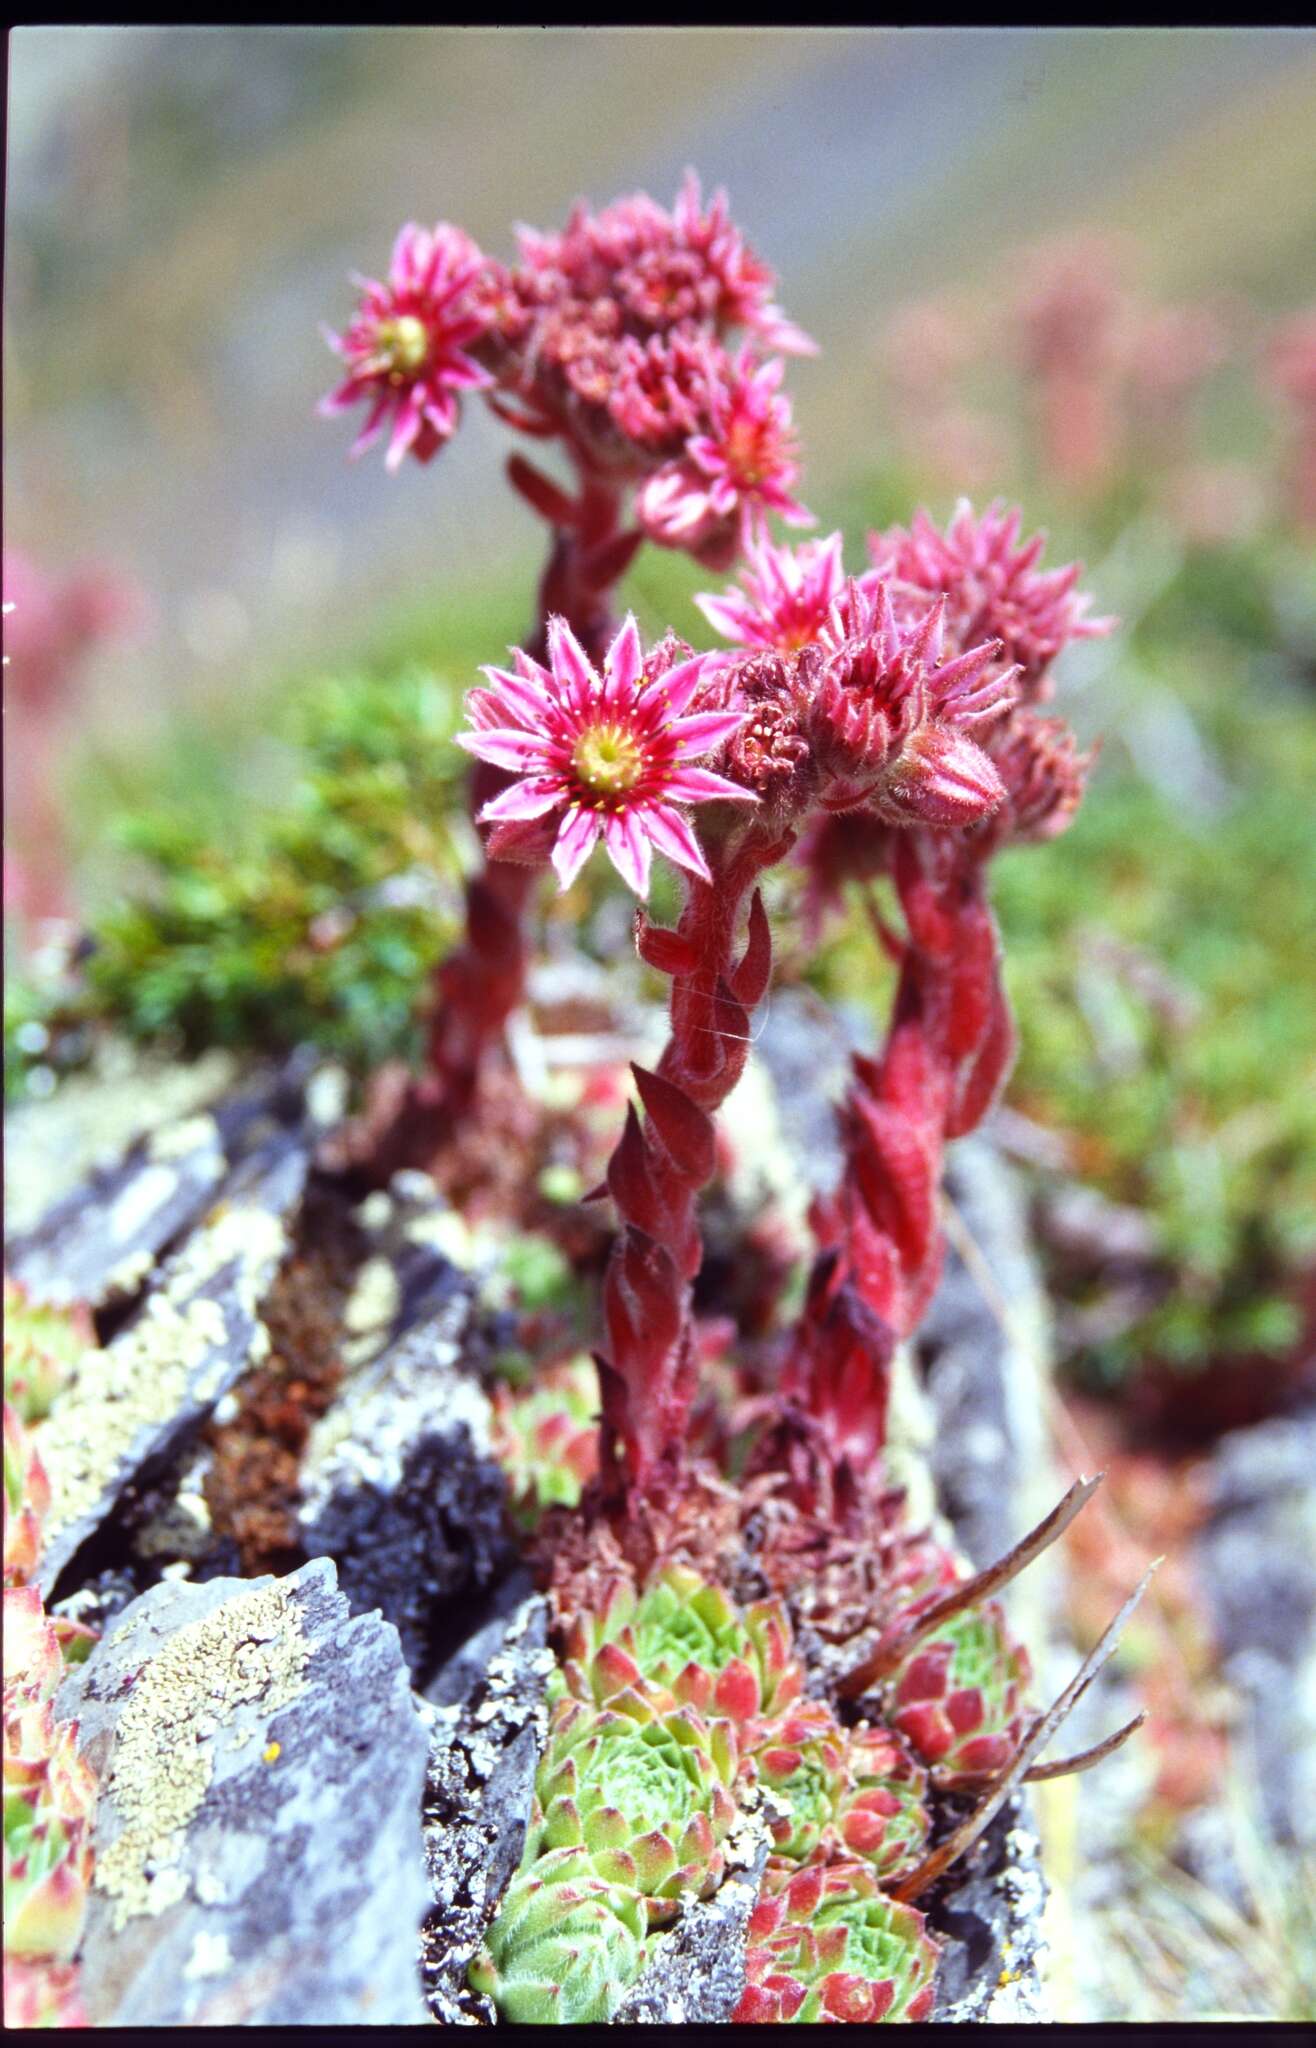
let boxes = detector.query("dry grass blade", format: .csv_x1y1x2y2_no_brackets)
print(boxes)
890,1559,1160,1904
838,1471,1104,1699
1023,1709,1146,1782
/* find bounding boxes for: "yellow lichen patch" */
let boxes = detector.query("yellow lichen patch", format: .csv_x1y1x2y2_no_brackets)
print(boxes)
94,1579,311,1930
262,1742,281,1765
37,1203,291,1551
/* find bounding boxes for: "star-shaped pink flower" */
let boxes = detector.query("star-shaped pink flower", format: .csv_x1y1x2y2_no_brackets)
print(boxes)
456,614,757,897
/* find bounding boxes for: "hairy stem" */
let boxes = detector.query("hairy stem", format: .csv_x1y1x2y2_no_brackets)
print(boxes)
599,822,788,1504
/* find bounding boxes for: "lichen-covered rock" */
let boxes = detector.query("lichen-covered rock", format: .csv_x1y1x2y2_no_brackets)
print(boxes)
34,1139,309,1595
5,1052,332,1316
929,1803,1050,2022
297,1277,514,1687
420,1594,556,2025
55,1557,431,2025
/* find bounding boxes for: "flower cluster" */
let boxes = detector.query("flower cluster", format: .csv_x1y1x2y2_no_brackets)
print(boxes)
322,173,813,562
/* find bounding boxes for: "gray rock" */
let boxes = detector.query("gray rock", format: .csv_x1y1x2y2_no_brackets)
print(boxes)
930,1803,1050,2022
297,1275,516,1687
418,1593,556,2024
56,1557,432,2025
7,1050,338,1315
1196,1405,1316,1852
918,1133,1057,1577
613,1810,771,2025
36,1138,309,1595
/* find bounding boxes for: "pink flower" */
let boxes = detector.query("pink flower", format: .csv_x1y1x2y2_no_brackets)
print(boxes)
810,578,1014,823
671,171,817,356
456,613,756,897
696,530,846,651
637,349,812,557
320,223,495,471
868,499,1114,699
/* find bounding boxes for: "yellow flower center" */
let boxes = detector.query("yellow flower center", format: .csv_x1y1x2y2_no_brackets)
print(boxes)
377,315,430,378
572,722,646,798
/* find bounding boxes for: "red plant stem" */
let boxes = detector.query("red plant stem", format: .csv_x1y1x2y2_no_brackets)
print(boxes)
598,820,790,1504
779,831,1015,1514
414,472,630,1133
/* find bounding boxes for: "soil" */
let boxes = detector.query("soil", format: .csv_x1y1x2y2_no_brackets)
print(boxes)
200,1179,365,1574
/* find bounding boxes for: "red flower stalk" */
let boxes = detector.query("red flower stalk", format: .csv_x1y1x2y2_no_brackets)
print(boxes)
775,509,1106,1519
321,177,813,1168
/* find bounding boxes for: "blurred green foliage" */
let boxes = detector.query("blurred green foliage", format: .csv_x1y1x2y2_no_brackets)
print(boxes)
6,664,468,1089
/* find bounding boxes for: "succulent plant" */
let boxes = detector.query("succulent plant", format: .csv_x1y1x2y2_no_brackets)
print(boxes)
3,1590,97,1962
468,1847,649,2024
2,1955,88,2028
529,1687,739,1916
831,1723,930,1881
753,1700,850,1862
560,1561,804,1726
472,1668,745,2022
887,1599,1032,1787
734,1855,940,2023
490,1355,600,1528
3,1401,50,1587
3,1278,92,1426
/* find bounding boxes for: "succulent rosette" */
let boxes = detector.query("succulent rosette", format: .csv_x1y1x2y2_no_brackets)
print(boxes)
832,1725,930,1881
754,1700,850,1862
3,1592,97,1962
469,1846,649,2024
4,1401,50,1587
3,1278,92,1426
473,1679,741,2022
528,1687,739,1914
887,1599,1032,1788
2,1955,89,2028
490,1355,600,1529
559,1562,804,1726
734,1856,940,2024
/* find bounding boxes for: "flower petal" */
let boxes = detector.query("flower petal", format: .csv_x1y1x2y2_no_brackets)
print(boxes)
643,651,715,718
603,811,653,897
547,616,599,708
642,804,712,883
604,613,644,707
479,776,566,822
453,727,549,772
669,709,746,756
551,806,601,890
664,765,759,805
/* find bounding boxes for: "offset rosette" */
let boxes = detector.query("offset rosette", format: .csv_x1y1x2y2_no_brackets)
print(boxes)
559,1561,804,1725
887,1600,1033,1788
3,1589,97,1962
528,1687,739,1914
734,1856,940,2024
489,1356,600,1529
468,1846,649,2025
3,1279,93,1426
